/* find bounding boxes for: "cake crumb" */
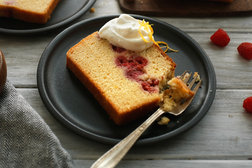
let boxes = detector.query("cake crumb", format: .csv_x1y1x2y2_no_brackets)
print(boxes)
193,72,201,82
181,72,190,82
90,7,95,13
161,77,194,112
158,116,170,125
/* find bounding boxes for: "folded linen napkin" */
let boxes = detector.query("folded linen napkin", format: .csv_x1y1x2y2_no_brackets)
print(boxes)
0,80,74,168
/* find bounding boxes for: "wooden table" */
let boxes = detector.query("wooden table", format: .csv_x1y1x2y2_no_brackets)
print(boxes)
1,0,252,167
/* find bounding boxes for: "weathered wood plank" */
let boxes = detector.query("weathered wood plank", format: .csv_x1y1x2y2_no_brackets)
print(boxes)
73,160,252,168
189,33,252,89
18,88,252,160
0,36,52,87
2,0,252,167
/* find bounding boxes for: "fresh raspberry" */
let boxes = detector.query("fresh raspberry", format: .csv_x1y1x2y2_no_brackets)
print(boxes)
243,96,252,113
237,42,252,60
210,28,230,47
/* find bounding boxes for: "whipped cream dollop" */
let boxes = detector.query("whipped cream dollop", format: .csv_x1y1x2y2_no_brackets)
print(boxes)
98,14,154,52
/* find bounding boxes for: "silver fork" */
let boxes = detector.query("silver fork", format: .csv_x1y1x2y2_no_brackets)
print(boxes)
91,71,202,168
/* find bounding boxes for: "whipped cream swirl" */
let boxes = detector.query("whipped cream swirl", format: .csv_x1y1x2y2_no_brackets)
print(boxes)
98,14,154,52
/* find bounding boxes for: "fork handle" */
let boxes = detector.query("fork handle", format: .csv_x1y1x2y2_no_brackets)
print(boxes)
91,108,165,168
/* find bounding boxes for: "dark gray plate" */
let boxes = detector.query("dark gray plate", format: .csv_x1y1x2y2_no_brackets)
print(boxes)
0,0,96,34
37,15,216,145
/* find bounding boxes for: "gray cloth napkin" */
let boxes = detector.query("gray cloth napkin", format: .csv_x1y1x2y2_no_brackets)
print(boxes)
0,80,74,168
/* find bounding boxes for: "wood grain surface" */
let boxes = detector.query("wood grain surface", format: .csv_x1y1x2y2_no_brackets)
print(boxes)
1,0,252,167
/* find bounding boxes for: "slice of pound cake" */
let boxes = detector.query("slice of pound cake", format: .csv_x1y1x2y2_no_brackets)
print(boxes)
0,0,60,24
67,14,176,125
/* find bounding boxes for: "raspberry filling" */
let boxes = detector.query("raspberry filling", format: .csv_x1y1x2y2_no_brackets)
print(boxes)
113,45,159,93
112,45,126,53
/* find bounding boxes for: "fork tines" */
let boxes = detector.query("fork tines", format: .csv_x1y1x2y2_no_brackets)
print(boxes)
179,71,202,93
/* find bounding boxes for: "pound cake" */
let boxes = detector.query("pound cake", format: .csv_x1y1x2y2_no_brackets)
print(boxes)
67,27,176,125
67,14,190,125
67,32,176,125
0,0,60,24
